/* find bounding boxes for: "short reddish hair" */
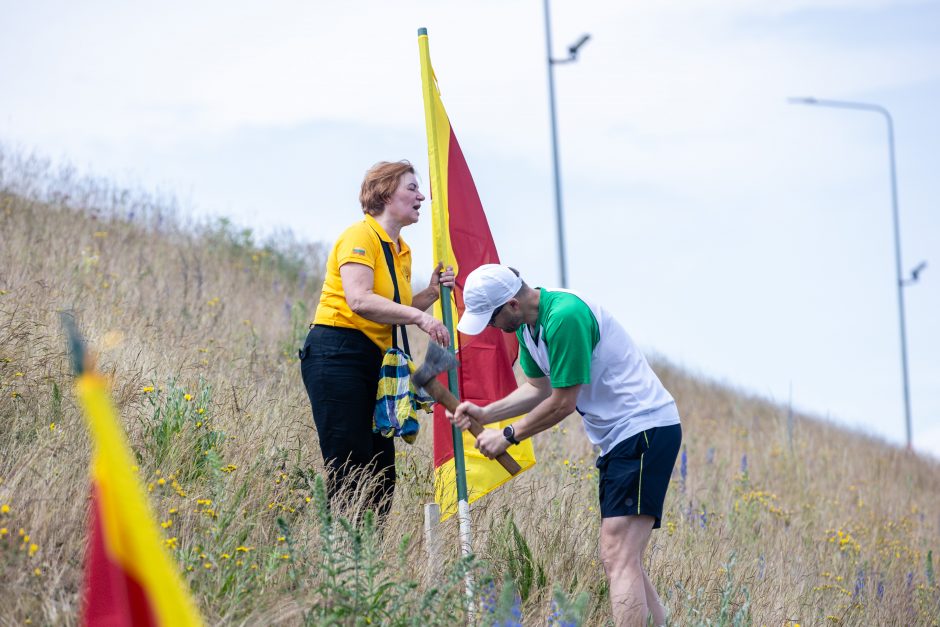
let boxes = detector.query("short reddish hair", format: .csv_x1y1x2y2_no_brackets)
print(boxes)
359,160,416,216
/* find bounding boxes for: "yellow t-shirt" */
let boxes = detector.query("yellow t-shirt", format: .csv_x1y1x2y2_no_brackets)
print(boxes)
313,214,413,351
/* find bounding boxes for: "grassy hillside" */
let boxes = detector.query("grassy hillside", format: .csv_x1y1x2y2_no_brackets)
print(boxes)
1,153,938,626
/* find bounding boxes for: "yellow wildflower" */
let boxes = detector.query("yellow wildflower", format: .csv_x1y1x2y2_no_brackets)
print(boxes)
157,478,166,486
29,543,38,556
1,504,9,514
197,408,205,415
0,528,6,537
220,553,231,560
169,508,178,514
184,393,192,401
33,568,41,577
203,562,212,569
141,386,154,393
277,536,286,543
235,546,253,553
49,423,56,432
160,520,172,529
165,537,177,549
196,499,212,506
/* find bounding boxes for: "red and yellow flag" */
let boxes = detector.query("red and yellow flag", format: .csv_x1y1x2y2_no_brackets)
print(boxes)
76,372,203,627
418,30,537,520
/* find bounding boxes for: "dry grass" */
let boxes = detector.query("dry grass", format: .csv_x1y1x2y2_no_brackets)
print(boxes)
0,150,938,625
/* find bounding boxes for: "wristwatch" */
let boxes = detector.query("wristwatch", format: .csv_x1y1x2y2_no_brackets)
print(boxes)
502,425,520,446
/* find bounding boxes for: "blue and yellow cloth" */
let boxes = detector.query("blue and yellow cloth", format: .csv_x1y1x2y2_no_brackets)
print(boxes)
374,348,434,444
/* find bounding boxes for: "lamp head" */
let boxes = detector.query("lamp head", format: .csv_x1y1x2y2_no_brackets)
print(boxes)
569,34,591,56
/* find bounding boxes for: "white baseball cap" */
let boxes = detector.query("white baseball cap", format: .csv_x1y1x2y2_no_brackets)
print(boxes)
456,264,523,336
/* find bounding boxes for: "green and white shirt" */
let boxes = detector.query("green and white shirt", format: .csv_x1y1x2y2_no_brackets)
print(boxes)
517,288,679,455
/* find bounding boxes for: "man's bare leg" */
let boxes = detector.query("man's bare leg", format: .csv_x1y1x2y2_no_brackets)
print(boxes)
600,515,656,626
643,568,666,626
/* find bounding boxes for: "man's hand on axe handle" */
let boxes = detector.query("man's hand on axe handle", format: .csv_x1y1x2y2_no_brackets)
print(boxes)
474,428,511,459
449,400,485,431
448,401,511,460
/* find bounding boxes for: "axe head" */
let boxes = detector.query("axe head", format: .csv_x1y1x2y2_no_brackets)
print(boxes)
413,342,458,388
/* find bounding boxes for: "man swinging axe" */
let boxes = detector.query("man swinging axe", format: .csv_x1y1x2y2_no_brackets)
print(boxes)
412,342,521,476
447,264,682,627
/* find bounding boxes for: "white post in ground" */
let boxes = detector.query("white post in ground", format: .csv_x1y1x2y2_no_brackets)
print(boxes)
423,502,443,584
424,500,473,622
458,499,473,621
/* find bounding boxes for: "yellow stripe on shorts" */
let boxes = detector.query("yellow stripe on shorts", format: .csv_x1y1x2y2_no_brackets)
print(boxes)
638,431,650,514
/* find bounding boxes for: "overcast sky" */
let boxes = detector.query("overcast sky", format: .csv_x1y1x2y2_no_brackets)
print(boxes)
2,0,938,457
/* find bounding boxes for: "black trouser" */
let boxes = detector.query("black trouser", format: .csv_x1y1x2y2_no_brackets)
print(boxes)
299,325,395,519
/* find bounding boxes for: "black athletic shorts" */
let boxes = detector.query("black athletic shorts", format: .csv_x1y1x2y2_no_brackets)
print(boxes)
596,423,682,527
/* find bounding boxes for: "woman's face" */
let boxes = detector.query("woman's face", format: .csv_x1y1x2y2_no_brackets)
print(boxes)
383,172,425,227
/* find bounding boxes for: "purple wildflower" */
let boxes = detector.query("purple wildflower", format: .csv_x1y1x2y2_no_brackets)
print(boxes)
481,580,497,615
680,447,687,492
854,568,866,598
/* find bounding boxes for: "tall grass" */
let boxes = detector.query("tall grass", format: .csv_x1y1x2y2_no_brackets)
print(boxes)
0,148,938,625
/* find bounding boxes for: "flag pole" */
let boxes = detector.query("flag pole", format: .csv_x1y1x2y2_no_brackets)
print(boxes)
418,22,474,580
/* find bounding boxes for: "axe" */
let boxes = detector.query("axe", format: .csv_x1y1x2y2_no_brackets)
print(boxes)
413,342,522,476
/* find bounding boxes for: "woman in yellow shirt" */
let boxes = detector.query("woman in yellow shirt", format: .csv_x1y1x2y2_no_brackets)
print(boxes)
300,160,454,518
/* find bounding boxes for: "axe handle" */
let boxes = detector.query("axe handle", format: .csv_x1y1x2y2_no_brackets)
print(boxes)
423,378,522,476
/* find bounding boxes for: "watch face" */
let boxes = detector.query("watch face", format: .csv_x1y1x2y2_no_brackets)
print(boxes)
503,426,514,438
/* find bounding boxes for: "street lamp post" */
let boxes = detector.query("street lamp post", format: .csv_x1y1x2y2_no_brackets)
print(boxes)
543,0,589,288
789,97,926,449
